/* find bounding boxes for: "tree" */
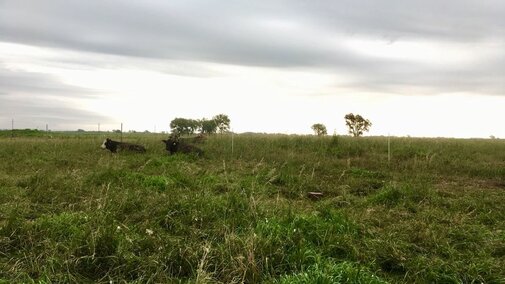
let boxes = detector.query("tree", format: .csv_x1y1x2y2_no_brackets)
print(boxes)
170,118,199,135
344,113,372,137
200,118,218,134
311,123,327,136
213,114,230,134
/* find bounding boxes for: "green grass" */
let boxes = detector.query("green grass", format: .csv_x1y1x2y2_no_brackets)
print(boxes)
0,132,504,283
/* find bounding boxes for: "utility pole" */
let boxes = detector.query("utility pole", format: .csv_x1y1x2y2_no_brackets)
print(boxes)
120,123,123,142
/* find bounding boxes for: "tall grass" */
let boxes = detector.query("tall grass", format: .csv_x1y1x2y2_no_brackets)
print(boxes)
0,132,504,282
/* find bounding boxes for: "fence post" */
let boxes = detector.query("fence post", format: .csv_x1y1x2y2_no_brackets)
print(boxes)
231,129,234,157
388,134,391,165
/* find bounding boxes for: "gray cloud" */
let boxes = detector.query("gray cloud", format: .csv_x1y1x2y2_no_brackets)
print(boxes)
0,66,98,97
1,97,108,122
337,53,505,96
0,0,503,96
1,0,503,60
0,66,112,129
289,0,505,41
1,95,113,130
0,2,496,60
0,0,356,68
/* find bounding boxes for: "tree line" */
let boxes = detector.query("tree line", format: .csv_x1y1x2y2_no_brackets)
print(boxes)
170,114,230,135
171,112,371,137
312,113,372,137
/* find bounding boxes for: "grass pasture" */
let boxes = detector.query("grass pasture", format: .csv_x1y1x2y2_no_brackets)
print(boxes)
0,131,504,283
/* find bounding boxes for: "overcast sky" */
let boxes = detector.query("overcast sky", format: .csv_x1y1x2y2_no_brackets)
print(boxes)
1,0,504,137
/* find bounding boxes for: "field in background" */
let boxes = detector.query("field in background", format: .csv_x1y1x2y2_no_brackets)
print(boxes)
0,131,504,283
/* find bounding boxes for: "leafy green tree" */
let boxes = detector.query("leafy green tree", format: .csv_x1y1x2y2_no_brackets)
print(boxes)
200,118,218,134
170,118,199,135
344,113,372,137
311,123,327,136
213,114,230,134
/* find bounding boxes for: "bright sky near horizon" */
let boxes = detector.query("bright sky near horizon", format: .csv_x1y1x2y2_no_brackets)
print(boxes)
1,1,504,138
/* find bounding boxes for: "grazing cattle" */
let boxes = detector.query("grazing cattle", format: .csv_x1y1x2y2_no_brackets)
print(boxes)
101,138,146,153
161,138,203,156
161,137,179,154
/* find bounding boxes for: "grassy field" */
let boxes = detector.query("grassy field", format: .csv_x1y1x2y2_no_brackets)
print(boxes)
0,130,504,283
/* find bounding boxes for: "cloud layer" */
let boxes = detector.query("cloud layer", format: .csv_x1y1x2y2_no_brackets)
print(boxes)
0,65,110,129
1,0,503,95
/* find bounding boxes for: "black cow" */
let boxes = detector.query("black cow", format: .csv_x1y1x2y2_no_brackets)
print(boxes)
101,138,146,153
161,137,203,156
